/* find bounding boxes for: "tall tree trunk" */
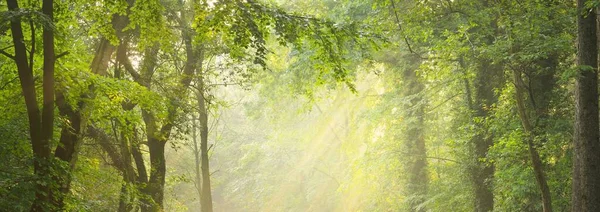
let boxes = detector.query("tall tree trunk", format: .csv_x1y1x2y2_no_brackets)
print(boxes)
5,0,59,210
136,44,167,211
192,117,203,206
56,1,137,205
138,39,197,210
197,76,213,212
146,136,167,211
6,0,45,209
118,1,202,209
572,0,600,211
460,57,496,212
512,70,552,212
469,60,502,212
40,0,55,169
401,55,428,212
51,106,81,209
183,5,212,208
117,127,136,212
470,1,503,210
51,0,135,207
388,2,428,209
5,1,40,148
117,42,164,211
130,125,151,211
471,134,494,212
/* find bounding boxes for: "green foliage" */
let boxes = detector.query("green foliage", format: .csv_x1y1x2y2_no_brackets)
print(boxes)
66,156,121,211
79,0,128,45
0,0,583,211
128,0,174,50
207,0,379,92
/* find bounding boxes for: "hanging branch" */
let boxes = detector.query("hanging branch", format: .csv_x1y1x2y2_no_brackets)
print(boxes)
390,0,415,54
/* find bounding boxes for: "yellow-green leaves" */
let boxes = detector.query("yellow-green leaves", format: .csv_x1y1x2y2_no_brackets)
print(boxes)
127,0,174,50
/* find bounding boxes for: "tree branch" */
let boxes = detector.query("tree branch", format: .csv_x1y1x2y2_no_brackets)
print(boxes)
0,49,15,60
55,51,69,60
390,0,416,54
116,41,140,82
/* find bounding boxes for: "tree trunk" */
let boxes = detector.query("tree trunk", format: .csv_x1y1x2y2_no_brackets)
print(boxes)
198,77,213,212
40,0,56,170
137,44,166,211
118,182,133,212
512,70,552,212
121,1,202,209
146,136,167,211
471,134,494,212
117,128,136,212
51,109,81,209
470,60,502,212
5,0,60,210
131,126,152,211
401,55,428,212
572,0,600,211
460,57,497,212
6,0,45,209
90,125,147,211
192,117,203,206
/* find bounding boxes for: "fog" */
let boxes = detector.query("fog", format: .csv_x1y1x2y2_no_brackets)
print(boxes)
163,71,395,211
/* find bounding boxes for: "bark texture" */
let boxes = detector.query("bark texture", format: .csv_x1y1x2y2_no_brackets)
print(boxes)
572,1,600,211
5,0,61,210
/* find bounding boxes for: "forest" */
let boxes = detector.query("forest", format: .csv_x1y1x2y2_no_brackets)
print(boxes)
0,0,598,211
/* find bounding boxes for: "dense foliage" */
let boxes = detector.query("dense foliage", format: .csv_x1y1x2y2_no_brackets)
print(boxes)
0,0,596,211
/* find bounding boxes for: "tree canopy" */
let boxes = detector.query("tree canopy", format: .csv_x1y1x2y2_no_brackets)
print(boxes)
0,0,596,211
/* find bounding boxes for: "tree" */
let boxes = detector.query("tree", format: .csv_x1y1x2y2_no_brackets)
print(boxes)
4,0,61,210
572,0,600,211
388,1,429,210
0,0,583,211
